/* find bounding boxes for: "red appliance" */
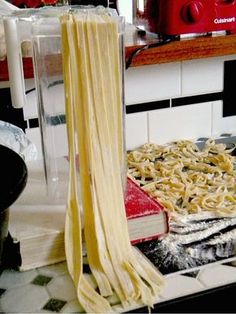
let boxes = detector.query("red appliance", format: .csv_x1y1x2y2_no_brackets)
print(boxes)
145,0,236,35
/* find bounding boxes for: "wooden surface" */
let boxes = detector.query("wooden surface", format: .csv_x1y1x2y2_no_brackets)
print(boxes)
1,33,236,81
125,33,236,67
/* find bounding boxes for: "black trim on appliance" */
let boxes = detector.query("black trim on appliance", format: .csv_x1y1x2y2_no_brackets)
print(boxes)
172,92,223,107
223,60,236,117
126,99,170,114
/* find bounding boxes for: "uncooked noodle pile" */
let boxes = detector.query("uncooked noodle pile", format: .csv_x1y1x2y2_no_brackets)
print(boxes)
61,9,164,313
128,139,236,217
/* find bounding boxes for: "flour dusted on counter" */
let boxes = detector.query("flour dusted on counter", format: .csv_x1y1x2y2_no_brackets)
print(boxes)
61,9,164,313
137,215,236,274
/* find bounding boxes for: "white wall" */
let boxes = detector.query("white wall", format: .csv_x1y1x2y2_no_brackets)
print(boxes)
125,54,236,150
23,54,236,155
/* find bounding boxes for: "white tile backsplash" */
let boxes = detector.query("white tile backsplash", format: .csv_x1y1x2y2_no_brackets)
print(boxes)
24,79,65,119
24,89,37,119
181,54,236,96
181,57,224,95
212,100,236,137
125,112,148,150
50,124,68,158
45,83,65,116
148,103,212,145
125,62,181,105
123,56,236,148
223,54,236,62
24,78,37,119
25,127,43,160
25,124,68,161
21,55,236,156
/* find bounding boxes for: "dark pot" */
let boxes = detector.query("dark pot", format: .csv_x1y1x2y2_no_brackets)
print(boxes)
0,145,28,268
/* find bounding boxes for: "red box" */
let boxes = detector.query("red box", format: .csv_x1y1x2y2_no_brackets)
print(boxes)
147,0,236,35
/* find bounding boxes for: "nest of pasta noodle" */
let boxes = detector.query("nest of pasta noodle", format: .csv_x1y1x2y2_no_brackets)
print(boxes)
128,139,236,217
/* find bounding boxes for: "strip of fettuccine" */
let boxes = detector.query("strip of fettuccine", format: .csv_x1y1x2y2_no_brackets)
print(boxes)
60,10,164,313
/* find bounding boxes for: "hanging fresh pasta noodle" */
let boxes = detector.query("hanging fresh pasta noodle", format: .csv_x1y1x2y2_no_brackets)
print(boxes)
61,14,112,313
60,9,164,313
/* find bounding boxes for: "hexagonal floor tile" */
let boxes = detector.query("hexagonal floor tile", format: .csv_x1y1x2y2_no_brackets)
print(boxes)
47,275,77,301
1,284,49,312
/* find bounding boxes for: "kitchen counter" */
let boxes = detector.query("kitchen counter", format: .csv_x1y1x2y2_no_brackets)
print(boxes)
1,256,236,313
125,32,236,67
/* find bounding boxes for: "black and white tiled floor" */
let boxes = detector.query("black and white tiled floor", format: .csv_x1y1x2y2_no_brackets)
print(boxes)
0,262,83,313
1,258,236,313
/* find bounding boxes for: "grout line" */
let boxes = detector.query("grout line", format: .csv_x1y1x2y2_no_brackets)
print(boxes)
210,101,214,138
147,111,150,143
